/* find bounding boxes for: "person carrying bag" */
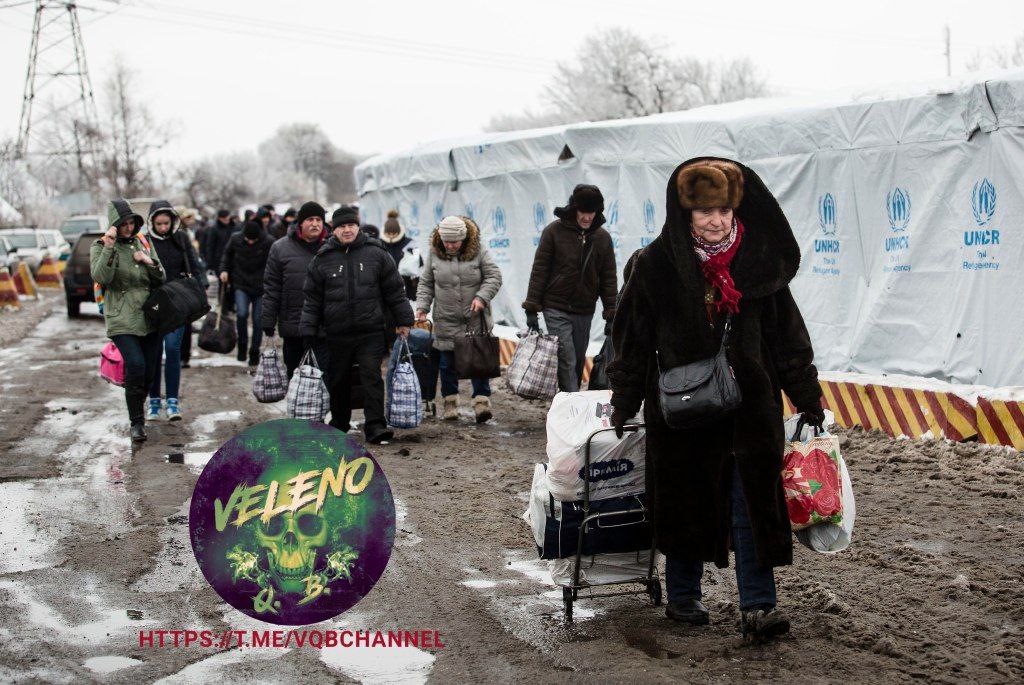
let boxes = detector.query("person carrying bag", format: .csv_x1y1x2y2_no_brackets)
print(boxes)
198,288,237,354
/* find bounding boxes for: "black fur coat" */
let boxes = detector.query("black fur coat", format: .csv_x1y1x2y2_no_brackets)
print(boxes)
608,157,823,569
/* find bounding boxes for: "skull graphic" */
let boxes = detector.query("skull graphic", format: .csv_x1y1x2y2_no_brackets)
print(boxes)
255,505,328,594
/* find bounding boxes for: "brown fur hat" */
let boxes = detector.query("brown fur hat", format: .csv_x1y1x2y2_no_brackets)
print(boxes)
676,160,744,209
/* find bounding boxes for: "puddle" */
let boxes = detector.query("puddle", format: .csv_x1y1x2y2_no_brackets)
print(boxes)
0,482,59,573
131,503,199,594
84,655,142,674
192,411,243,440
165,451,214,474
320,642,436,685
503,550,554,586
461,579,498,589
188,356,247,368
623,630,684,660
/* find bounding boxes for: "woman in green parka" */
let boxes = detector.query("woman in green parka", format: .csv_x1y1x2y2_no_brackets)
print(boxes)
90,199,166,443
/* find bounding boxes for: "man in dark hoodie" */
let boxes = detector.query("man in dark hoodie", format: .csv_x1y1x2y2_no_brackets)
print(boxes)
145,201,206,421
204,210,236,278
300,205,414,444
263,201,329,379
220,220,274,368
523,184,618,392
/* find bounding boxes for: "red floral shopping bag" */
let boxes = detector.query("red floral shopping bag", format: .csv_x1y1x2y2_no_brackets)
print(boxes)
782,429,844,531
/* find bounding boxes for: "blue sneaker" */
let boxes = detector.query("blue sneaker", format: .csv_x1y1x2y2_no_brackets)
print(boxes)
166,398,182,422
146,398,162,421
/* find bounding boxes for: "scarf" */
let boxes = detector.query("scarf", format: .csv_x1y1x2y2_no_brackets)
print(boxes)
692,217,744,314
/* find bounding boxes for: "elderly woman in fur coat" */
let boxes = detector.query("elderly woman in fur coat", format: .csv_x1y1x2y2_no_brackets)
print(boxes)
608,157,825,640
415,215,503,423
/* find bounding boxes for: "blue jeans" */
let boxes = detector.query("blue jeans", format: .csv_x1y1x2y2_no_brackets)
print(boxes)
234,290,263,361
149,326,185,400
665,461,777,612
438,350,491,398
111,332,161,426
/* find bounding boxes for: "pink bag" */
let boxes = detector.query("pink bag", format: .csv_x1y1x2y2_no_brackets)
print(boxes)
99,342,125,387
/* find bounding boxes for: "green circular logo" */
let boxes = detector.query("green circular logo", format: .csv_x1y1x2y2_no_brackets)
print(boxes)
189,419,396,625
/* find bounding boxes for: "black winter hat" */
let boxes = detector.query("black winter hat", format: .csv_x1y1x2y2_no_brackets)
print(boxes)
242,220,262,240
360,224,380,240
332,205,360,227
570,184,604,214
283,207,297,220
217,209,230,219
296,201,325,225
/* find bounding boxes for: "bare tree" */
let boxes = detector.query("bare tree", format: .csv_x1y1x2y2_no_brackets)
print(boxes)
486,28,770,132
965,32,1024,71
97,57,174,197
257,123,360,201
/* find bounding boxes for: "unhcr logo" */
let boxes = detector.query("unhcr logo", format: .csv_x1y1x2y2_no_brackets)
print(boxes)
818,193,837,236
607,200,619,227
433,202,443,224
643,199,656,234
490,206,509,249
886,187,911,232
464,203,475,221
533,202,546,231
972,178,996,227
410,202,420,226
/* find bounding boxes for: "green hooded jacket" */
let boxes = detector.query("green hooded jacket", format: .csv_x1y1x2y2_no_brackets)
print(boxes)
90,199,166,337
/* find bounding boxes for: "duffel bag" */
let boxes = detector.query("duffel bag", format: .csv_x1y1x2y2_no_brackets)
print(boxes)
198,293,236,354
143,277,210,335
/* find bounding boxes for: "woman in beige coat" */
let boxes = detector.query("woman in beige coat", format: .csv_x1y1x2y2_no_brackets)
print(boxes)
415,216,502,422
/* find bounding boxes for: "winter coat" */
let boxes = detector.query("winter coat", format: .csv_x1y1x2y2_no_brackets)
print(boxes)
382,232,412,267
299,231,414,339
414,217,502,351
608,157,823,570
90,201,165,338
147,201,205,291
263,226,323,338
220,230,274,296
523,209,617,319
204,221,237,275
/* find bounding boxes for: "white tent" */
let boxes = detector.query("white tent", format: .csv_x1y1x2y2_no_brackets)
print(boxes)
356,70,1024,389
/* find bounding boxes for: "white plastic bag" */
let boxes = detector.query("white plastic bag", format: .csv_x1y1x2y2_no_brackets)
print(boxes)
545,391,645,502
398,246,421,278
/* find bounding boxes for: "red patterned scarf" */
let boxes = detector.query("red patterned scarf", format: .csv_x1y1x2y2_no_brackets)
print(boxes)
692,217,744,314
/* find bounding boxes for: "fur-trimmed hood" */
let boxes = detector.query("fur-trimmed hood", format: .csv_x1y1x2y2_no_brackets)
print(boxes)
660,156,800,300
147,199,180,237
429,215,480,260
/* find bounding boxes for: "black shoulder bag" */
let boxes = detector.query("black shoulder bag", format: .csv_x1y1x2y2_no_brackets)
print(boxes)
657,314,743,429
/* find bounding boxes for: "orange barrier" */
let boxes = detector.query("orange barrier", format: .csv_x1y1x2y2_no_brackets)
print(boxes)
57,259,67,274
0,270,19,308
13,262,38,298
34,255,62,288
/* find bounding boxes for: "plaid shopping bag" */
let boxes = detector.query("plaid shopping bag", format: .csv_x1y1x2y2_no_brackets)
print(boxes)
386,338,423,429
286,349,330,422
506,330,559,400
252,342,287,403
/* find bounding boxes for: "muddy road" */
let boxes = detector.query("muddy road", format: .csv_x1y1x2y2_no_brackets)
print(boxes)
0,293,1021,683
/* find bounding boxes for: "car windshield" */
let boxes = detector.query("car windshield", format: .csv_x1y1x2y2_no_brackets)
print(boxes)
3,233,38,249
60,218,101,238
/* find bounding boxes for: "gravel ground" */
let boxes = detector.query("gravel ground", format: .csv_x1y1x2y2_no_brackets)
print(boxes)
0,296,1021,683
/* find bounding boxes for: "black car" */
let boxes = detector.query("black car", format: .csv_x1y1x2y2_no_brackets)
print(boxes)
64,231,102,317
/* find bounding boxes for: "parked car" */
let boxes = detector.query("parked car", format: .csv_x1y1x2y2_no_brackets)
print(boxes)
64,231,103,317
59,214,105,243
0,228,46,272
37,228,71,263
0,235,22,275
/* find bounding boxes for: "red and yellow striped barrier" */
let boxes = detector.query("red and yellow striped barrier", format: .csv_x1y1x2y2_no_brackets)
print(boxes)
976,398,1024,451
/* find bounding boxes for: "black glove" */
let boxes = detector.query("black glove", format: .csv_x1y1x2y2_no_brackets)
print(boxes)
604,320,612,336
525,311,540,333
800,405,826,430
263,327,275,338
611,406,630,439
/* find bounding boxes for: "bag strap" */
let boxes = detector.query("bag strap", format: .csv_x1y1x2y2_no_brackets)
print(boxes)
655,312,734,374
790,414,823,442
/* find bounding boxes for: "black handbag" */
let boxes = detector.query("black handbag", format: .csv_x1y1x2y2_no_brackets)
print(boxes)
588,334,612,390
198,291,237,354
657,314,742,429
454,314,501,380
143,277,211,335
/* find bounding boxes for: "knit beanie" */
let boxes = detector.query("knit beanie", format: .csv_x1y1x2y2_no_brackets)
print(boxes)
296,201,325,225
437,215,467,242
332,205,360,227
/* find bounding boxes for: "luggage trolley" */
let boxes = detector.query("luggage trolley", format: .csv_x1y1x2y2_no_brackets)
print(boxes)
562,424,661,622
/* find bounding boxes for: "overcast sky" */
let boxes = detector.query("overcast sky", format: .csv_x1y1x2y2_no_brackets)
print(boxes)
0,0,1022,163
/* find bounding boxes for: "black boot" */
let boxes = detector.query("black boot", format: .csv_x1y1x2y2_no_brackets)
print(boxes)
365,424,394,445
665,598,710,625
740,606,790,641
130,423,147,443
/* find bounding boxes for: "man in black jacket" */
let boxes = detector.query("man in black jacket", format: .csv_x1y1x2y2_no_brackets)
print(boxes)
220,221,274,368
300,205,414,443
262,201,328,379
523,184,618,392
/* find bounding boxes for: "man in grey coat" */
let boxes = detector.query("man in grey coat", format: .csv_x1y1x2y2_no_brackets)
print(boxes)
415,215,502,422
